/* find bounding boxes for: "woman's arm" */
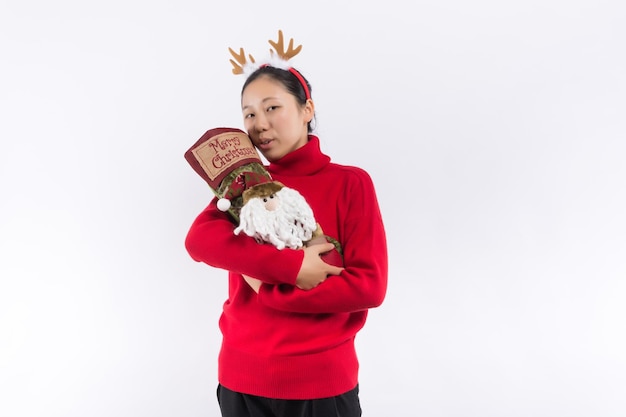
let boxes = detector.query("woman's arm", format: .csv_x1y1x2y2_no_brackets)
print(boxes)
243,241,344,292
255,170,388,313
185,200,304,286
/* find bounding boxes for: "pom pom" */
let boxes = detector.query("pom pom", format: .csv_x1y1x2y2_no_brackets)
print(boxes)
217,198,231,211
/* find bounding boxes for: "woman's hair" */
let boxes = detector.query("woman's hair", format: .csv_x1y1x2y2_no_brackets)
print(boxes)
242,66,315,133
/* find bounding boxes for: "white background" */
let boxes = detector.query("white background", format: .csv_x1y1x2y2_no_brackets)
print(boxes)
1,1,625,416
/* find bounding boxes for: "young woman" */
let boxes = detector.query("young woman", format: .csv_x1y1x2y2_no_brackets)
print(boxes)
185,34,388,417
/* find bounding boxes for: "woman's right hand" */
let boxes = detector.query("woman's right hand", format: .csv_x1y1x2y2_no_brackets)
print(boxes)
295,242,344,290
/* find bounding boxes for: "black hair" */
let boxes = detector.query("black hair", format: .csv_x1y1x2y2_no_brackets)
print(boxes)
241,66,315,133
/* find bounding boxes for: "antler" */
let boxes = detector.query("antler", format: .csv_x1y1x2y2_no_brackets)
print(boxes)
268,30,302,60
228,47,256,75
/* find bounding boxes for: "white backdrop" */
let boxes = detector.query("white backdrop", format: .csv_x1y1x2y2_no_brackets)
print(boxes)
1,1,625,416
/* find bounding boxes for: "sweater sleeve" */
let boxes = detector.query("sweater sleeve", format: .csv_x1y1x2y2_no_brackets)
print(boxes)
185,199,304,285
257,169,388,313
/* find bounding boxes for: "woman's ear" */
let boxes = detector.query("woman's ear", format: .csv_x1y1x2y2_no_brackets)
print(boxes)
304,99,315,122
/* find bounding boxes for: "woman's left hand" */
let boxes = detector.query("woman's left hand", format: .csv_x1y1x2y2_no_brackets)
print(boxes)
242,274,262,293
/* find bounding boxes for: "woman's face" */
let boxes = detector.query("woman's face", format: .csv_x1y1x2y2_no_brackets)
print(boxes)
242,75,314,162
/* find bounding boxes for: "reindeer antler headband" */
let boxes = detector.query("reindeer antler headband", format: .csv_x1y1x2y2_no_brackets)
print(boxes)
228,30,311,100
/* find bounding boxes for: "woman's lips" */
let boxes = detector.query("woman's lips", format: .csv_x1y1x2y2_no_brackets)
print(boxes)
257,138,273,150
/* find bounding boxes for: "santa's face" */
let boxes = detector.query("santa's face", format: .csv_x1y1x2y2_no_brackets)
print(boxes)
260,193,279,211
241,75,314,162
234,187,317,250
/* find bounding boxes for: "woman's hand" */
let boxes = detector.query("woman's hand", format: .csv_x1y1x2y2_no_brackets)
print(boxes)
295,242,344,290
242,274,262,293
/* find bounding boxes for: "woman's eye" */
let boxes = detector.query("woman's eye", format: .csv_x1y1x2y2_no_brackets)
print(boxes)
267,106,278,112
244,113,254,119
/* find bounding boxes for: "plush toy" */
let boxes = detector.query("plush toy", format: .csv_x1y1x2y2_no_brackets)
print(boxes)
185,127,342,260
223,173,323,250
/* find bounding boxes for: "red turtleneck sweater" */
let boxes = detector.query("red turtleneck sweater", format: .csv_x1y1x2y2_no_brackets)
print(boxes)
185,136,388,399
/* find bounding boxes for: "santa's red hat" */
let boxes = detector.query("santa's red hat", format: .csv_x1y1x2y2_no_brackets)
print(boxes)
217,171,273,212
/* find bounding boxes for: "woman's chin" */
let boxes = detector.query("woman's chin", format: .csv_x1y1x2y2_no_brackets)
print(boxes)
260,149,282,162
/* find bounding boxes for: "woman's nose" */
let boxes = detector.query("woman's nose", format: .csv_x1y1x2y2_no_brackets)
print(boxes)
254,112,269,131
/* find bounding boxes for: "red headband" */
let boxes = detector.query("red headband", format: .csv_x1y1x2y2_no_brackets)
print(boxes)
258,64,311,101
288,67,311,101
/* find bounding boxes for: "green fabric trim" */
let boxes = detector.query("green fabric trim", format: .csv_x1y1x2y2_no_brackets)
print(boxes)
324,235,343,256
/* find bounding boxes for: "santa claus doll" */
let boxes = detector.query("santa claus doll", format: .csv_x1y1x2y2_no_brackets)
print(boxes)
184,127,342,261
227,178,320,250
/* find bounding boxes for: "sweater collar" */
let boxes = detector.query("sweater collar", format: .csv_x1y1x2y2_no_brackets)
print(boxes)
267,135,330,176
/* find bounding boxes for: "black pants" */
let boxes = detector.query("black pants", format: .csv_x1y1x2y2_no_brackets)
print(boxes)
217,384,362,417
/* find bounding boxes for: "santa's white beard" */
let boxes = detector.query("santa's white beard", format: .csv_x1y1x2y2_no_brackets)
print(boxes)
234,187,317,250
